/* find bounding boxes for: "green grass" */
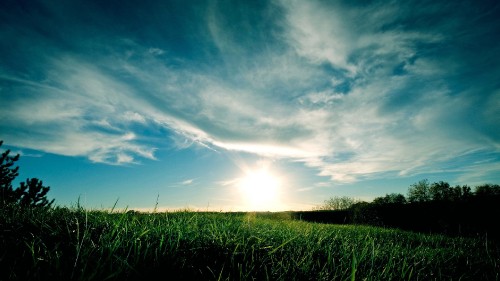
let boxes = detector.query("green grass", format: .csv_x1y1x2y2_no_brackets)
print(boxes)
1,206,499,280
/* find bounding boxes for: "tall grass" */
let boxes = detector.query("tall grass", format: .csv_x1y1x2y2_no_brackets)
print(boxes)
1,205,498,280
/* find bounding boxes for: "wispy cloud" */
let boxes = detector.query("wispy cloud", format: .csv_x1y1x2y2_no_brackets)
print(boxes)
0,0,498,184
181,179,195,186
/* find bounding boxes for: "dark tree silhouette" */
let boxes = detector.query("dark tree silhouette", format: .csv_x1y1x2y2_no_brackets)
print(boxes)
407,179,431,203
450,185,472,201
17,178,54,208
0,140,54,208
373,193,406,205
475,184,500,197
307,179,500,239
429,181,452,201
0,141,20,205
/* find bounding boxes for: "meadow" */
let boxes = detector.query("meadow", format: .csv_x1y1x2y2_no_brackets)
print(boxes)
1,205,498,281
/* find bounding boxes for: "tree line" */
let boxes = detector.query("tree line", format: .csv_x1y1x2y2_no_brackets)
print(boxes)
374,179,499,205
316,179,499,210
302,179,500,239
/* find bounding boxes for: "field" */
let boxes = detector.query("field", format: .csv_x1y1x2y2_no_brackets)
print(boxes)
1,206,499,280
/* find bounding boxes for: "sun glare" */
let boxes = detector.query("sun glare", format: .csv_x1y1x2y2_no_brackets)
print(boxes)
238,167,282,211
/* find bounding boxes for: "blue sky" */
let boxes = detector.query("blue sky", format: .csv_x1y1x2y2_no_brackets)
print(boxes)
1,0,499,211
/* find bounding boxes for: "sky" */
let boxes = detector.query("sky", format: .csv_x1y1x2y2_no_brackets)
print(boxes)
1,0,499,211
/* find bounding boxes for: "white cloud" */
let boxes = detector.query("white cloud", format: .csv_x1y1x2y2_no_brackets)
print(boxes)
299,90,344,106
280,0,355,72
123,111,147,124
0,57,160,165
181,179,194,185
279,0,442,77
2,0,498,185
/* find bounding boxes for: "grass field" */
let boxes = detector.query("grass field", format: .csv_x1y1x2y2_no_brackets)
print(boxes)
1,206,499,280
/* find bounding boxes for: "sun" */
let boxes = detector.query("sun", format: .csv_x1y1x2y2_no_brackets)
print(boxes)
238,167,282,211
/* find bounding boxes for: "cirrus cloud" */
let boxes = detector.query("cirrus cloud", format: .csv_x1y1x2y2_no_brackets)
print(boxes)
1,0,499,184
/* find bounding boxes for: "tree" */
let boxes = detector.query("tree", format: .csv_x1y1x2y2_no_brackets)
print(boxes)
0,141,20,205
316,196,358,210
460,185,472,199
18,178,54,208
0,140,54,208
407,179,431,203
475,184,500,197
450,185,472,201
429,181,452,201
373,193,406,205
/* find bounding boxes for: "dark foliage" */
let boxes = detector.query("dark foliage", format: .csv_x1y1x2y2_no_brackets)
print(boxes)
475,183,500,197
0,141,53,208
301,180,500,240
18,178,54,208
429,181,452,201
407,179,431,203
372,193,406,205
0,141,20,205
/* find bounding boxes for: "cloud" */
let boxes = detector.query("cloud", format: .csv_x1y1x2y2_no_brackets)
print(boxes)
181,179,194,185
270,0,499,181
280,0,356,72
1,0,499,184
148,48,165,56
0,56,159,165
281,1,430,75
